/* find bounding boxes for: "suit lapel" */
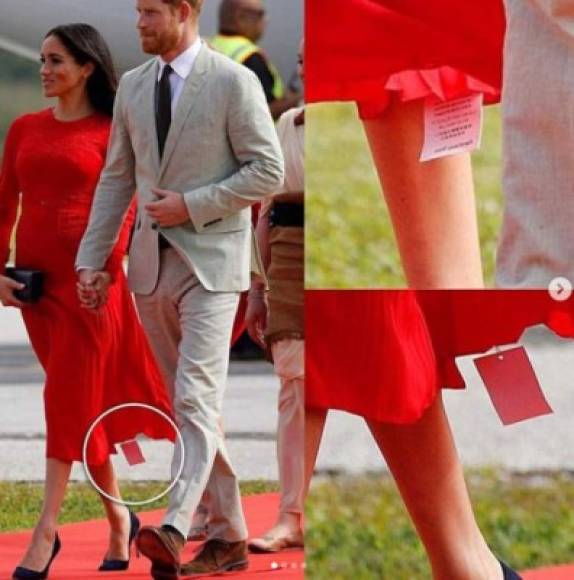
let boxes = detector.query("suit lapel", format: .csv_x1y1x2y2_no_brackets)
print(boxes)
159,43,211,179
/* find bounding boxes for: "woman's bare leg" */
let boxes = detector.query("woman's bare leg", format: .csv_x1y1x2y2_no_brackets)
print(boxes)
367,396,502,580
90,459,132,561
17,458,71,570
363,98,483,289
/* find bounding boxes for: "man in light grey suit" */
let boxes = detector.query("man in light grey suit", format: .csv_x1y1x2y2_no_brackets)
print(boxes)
76,0,284,577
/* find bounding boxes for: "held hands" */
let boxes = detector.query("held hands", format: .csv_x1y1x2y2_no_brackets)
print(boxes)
77,269,111,310
0,275,25,308
246,284,268,348
145,188,190,227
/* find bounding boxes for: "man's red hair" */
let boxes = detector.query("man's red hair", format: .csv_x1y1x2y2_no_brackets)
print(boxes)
162,0,203,13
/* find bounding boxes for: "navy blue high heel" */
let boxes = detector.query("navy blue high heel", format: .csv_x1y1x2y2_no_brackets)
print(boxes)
499,559,523,579
98,510,141,572
12,533,61,579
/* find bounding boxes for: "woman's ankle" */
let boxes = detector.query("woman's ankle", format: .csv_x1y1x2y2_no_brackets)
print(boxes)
107,505,130,532
34,519,57,539
430,541,503,580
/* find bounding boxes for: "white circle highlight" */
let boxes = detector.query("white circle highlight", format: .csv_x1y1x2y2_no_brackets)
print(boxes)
82,402,184,507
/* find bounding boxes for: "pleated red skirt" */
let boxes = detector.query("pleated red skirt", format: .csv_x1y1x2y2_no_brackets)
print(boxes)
306,290,439,423
306,0,506,118
306,290,574,423
418,290,574,388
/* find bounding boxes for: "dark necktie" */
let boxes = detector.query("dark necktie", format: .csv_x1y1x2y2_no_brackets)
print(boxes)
156,64,173,159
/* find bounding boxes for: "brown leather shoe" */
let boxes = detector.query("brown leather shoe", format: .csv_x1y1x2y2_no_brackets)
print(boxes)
179,539,248,577
136,526,185,580
248,530,304,553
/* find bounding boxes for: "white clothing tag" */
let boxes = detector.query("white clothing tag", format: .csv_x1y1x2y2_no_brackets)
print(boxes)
420,93,483,162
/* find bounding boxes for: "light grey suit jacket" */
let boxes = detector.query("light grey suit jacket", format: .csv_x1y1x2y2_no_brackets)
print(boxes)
76,41,284,294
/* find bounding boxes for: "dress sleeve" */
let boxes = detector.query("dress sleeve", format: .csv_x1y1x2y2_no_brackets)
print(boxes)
0,119,22,270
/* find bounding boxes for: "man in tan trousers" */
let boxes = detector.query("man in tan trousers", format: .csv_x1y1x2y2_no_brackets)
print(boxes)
76,0,283,577
496,0,574,287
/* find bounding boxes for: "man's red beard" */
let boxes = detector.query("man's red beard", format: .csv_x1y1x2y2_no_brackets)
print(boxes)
140,27,180,55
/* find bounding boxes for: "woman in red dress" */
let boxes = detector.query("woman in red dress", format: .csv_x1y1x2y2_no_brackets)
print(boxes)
306,0,506,288
306,290,536,580
0,24,173,578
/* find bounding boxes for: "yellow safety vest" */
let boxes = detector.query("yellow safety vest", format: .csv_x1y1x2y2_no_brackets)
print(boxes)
209,34,284,100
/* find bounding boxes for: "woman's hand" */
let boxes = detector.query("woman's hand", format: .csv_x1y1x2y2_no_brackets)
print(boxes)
77,269,112,310
0,275,25,308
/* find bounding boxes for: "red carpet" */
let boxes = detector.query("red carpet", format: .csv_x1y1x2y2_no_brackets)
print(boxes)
0,493,303,579
3,494,572,580
522,564,574,579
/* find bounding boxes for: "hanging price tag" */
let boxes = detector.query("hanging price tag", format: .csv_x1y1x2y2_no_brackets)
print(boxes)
119,439,146,466
420,93,483,161
474,346,553,425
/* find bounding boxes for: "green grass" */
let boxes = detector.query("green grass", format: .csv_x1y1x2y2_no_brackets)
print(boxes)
306,470,574,579
0,480,278,533
306,103,503,288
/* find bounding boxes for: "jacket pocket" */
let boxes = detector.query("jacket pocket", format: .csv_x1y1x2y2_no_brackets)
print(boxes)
195,211,250,234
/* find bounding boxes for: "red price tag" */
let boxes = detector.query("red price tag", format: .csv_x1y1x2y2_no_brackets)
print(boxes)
119,440,146,466
474,346,553,425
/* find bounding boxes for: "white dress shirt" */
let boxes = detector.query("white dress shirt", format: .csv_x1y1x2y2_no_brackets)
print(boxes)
157,37,202,115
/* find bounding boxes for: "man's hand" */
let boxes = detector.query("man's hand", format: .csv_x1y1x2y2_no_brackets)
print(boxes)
0,275,25,308
246,286,268,348
77,269,111,310
145,188,190,227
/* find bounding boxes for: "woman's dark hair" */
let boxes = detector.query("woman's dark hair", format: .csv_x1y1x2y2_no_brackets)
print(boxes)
45,23,117,117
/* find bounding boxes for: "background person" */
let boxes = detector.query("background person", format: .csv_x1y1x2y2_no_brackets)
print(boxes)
211,0,301,120
245,45,305,552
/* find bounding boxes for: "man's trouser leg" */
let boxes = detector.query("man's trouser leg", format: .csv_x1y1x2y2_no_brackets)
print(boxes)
136,248,248,541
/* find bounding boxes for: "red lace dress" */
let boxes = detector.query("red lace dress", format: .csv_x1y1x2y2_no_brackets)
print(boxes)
0,109,174,465
306,0,506,118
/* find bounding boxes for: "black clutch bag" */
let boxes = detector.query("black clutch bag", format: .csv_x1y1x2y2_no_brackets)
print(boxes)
4,268,44,303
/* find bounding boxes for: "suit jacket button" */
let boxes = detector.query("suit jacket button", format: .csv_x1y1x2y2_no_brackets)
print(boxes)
151,222,159,230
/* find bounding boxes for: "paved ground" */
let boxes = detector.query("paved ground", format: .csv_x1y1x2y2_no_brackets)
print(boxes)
0,356,281,482
0,307,26,346
0,308,282,482
1,311,573,485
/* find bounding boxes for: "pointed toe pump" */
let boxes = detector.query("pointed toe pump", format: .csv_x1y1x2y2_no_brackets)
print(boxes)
12,533,62,580
98,511,141,572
